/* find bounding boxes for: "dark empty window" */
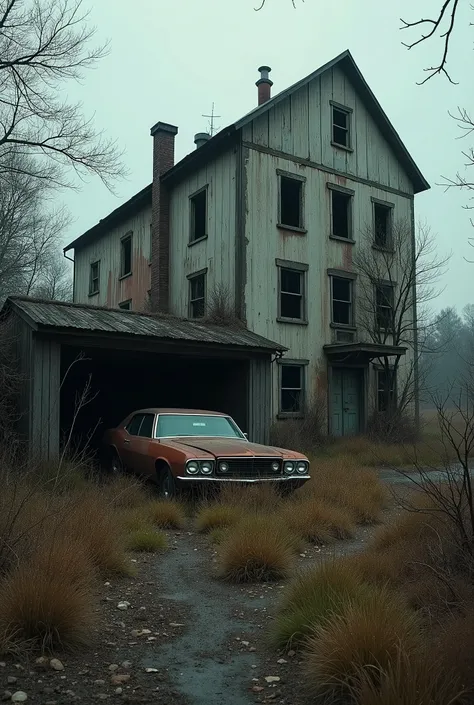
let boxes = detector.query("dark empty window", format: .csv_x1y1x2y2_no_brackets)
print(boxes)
189,272,206,318
126,414,144,436
280,364,304,414
331,190,352,239
119,300,132,311
332,277,353,325
89,261,100,295
190,189,207,242
374,203,392,248
138,413,154,438
279,175,303,229
377,369,396,412
332,105,350,147
376,284,394,330
121,234,132,277
279,267,305,320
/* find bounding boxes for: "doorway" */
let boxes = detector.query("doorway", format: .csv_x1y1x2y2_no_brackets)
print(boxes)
330,367,362,436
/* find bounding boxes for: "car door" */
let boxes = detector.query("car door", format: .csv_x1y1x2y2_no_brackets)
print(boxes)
128,413,156,479
120,414,144,470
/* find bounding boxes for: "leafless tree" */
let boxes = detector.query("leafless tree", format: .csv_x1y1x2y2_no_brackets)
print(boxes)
353,221,450,433
0,0,125,189
0,150,72,303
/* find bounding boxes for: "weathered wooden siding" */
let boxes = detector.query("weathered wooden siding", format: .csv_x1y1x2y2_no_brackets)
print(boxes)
73,205,152,310
242,66,414,196
31,336,61,458
243,148,415,419
248,357,272,444
168,149,237,317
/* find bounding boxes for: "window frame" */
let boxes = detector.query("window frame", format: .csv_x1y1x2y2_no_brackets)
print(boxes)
187,268,207,318
276,258,308,325
328,269,357,329
328,183,355,242
137,413,155,438
376,367,397,413
118,299,132,311
277,359,309,418
125,414,144,436
371,197,394,250
375,281,395,332
89,260,100,296
189,185,209,245
120,231,133,279
277,169,307,233
330,101,353,151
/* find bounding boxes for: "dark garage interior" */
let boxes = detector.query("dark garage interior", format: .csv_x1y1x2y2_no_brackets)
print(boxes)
60,344,250,456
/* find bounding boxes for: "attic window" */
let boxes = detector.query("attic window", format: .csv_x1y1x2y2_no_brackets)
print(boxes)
190,188,207,243
120,233,132,277
278,173,305,230
331,104,351,149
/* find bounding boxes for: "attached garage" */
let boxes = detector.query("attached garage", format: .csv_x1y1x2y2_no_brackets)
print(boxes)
1,297,285,460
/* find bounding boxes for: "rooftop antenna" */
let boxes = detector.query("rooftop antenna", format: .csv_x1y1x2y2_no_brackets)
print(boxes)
202,102,221,137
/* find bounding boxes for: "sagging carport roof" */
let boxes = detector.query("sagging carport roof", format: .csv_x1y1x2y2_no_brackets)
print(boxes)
2,297,286,354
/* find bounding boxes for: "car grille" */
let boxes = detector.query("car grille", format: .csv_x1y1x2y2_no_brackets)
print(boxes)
215,457,282,478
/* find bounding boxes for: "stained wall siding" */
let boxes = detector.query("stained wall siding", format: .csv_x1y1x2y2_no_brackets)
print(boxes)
248,357,272,444
2,316,33,440
243,148,415,419
168,149,237,317
242,66,414,196
31,336,61,459
73,205,152,310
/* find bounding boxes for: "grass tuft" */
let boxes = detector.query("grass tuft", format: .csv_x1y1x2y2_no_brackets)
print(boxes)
217,514,297,583
127,527,167,553
302,586,422,698
147,500,186,529
283,497,354,542
219,483,282,513
195,503,244,532
0,537,97,652
270,560,370,649
208,527,230,545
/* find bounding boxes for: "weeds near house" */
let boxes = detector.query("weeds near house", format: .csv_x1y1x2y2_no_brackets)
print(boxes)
196,503,243,532
208,527,230,545
147,500,186,529
102,475,150,509
283,497,354,542
217,514,297,583
128,528,167,553
219,483,282,513
270,561,371,649
302,587,422,698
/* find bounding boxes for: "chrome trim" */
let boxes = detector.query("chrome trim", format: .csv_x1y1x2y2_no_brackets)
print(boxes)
176,476,311,483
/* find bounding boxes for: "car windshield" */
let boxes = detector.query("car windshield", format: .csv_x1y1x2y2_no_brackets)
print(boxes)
155,414,244,439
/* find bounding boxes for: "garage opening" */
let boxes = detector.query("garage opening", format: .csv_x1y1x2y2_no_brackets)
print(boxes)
60,344,249,457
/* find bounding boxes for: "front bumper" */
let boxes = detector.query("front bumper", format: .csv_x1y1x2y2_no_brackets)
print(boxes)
176,475,310,485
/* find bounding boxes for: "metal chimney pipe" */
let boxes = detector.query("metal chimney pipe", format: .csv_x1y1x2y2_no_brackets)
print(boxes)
256,66,273,105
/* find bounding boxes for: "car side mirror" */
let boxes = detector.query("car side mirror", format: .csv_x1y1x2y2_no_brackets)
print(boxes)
243,432,248,439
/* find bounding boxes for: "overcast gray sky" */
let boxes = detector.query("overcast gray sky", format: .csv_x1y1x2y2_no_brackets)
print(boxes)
64,0,473,313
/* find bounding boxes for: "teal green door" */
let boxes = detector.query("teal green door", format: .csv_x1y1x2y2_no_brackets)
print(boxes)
330,368,361,437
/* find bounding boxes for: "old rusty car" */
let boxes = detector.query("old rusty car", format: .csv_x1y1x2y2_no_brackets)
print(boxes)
102,408,310,497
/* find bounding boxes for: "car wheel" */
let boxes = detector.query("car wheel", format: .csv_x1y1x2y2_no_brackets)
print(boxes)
159,466,177,499
109,449,123,476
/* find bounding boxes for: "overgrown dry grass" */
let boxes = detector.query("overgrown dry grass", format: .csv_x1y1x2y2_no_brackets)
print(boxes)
146,500,186,529
127,527,167,552
195,503,244,532
283,497,355,543
217,514,298,583
302,587,422,699
219,483,283,513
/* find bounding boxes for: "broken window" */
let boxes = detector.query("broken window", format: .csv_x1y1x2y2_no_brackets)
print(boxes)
375,283,395,331
120,233,132,277
332,105,351,148
279,266,305,321
118,300,132,311
331,276,353,325
279,175,303,229
331,189,352,239
190,189,207,242
189,272,206,318
373,203,392,248
377,369,396,412
89,261,100,295
280,364,304,414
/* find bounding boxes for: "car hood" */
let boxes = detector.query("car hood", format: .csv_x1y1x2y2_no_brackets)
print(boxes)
160,437,302,459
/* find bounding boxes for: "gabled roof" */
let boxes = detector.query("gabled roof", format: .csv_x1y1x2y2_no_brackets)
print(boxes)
65,50,428,252
2,296,286,354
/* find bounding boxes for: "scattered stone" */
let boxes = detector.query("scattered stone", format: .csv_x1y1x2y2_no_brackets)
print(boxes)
168,623,184,628
11,693,27,703
110,675,130,686
108,665,119,672
277,658,287,664
2,693,11,702
35,657,49,670
121,662,132,670
144,668,158,674
287,650,296,657
6,679,16,686
93,680,105,687
0,665,5,669
115,688,123,695
49,659,64,672
96,695,109,701
264,676,280,684
241,641,250,647
251,686,264,693
117,601,130,611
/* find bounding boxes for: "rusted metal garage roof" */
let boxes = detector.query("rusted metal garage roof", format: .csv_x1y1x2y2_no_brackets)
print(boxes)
3,297,286,353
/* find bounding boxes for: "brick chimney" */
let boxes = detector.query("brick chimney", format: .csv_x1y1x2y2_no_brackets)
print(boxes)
256,66,272,105
150,121,178,313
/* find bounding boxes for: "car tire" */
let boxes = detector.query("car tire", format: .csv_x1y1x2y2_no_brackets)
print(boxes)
159,466,177,499
109,449,123,476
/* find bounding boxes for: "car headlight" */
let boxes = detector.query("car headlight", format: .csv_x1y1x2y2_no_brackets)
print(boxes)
271,461,280,472
186,461,199,475
296,462,308,475
283,461,295,475
219,462,229,473
200,461,213,475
